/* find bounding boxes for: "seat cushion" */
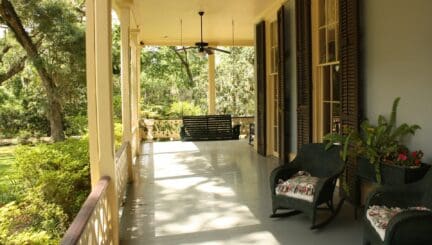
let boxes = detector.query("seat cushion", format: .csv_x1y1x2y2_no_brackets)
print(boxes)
366,205,431,241
275,171,319,202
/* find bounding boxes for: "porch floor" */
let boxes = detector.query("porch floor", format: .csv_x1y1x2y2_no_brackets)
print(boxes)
120,140,362,244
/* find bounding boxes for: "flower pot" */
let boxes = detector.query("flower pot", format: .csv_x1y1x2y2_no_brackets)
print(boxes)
357,158,431,185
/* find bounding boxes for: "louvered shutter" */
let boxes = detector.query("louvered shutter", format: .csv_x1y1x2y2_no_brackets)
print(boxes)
295,0,312,149
277,5,292,164
340,0,362,203
256,21,267,156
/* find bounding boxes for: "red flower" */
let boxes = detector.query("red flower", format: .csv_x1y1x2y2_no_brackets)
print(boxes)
397,153,408,161
412,151,418,158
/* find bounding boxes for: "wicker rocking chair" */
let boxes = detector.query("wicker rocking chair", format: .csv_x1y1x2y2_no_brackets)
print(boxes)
269,143,345,229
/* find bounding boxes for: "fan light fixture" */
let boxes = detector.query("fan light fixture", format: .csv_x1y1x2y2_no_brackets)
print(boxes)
176,11,230,55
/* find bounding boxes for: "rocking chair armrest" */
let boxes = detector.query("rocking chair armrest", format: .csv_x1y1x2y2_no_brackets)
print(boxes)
384,210,432,245
366,186,423,208
313,174,339,203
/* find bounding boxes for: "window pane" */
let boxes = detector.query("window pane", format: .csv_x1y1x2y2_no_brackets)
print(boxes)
323,103,331,135
332,103,340,116
327,25,336,62
319,0,326,27
332,65,341,101
327,0,336,24
323,66,330,101
331,116,341,134
319,28,326,63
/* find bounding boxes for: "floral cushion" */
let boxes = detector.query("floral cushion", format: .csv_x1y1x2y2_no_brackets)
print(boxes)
366,205,431,241
275,171,319,202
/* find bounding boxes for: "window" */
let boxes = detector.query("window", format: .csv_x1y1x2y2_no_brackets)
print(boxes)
270,20,279,155
313,0,341,140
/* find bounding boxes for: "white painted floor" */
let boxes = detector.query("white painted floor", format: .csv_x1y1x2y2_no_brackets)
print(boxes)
120,140,362,245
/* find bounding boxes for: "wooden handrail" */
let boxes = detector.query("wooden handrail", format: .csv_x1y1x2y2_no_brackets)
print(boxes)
61,176,111,245
115,141,129,160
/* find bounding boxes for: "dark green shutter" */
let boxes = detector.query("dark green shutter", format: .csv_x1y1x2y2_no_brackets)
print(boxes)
256,21,267,156
295,0,312,149
277,5,292,164
340,0,362,203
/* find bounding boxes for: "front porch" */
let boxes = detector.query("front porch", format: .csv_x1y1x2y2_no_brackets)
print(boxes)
120,140,361,244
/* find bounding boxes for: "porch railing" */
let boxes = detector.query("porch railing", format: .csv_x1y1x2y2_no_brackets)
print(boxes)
61,176,112,245
61,141,131,244
115,142,130,206
141,116,255,141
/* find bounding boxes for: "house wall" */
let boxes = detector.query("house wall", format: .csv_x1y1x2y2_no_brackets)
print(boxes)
287,0,298,156
362,0,432,162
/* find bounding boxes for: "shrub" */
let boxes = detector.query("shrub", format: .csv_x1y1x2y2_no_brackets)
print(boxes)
167,101,202,118
64,115,88,136
13,138,90,221
0,189,68,244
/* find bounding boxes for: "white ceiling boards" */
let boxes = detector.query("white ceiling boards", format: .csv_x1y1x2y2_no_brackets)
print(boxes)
115,0,280,46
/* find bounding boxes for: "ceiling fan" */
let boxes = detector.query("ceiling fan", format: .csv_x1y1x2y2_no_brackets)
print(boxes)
177,11,230,55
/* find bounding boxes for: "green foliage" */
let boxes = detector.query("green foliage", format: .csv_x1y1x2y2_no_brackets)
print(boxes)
0,189,68,244
114,122,123,150
12,138,90,220
140,46,209,117
216,47,255,116
324,97,421,183
167,101,203,117
139,45,255,118
0,0,86,139
64,115,88,136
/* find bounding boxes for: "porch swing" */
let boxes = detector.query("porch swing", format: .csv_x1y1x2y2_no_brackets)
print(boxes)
178,18,240,141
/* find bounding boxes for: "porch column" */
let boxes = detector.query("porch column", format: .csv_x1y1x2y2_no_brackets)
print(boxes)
130,30,140,158
135,45,142,155
208,53,216,114
86,0,119,243
119,7,133,180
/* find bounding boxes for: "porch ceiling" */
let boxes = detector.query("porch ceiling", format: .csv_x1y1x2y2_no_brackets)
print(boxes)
114,0,282,46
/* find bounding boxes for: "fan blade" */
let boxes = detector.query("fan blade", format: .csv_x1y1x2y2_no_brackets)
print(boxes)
204,48,214,55
208,47,231,54
175,46,197,51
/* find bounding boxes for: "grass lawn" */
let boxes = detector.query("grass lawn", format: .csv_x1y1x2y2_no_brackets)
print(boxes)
0,145,15,184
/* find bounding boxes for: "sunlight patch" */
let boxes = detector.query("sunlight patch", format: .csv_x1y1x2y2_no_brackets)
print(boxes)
155,176,260,236
152,141,199,154
181,231,280,245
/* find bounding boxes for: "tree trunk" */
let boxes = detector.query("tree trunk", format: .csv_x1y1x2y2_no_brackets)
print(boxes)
0,0,65,141
171,47,194,86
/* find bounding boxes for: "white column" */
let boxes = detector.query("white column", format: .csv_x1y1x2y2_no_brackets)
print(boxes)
119,7,133,180
130,31,139,158
135,45,142,155
120,8,131,144
208,54,216,114
85,0,119,243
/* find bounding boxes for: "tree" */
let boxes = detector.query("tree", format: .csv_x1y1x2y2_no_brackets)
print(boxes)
140,46,208,117
215,47,255,116
0,0,85,141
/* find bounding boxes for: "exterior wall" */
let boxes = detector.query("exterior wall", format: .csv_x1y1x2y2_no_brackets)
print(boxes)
362,0,432,162
255,0,298,157
287,0,297,154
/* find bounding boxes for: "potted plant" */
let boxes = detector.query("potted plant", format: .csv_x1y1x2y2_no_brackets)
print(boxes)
324,97,430,184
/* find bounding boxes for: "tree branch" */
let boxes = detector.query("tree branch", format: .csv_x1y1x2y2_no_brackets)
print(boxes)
0,44,11,62
0,0,64,141
0,55,26,85
0,0,56,92
171,47,194,86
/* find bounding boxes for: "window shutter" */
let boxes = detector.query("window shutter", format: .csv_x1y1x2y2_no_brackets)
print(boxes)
277,5,292,164
256,21,267,156
295,0,312,149
340,0,362,203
